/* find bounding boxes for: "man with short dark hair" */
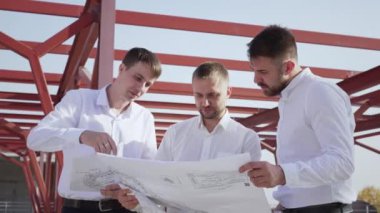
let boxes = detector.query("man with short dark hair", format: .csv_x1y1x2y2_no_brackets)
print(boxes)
239,25,355,213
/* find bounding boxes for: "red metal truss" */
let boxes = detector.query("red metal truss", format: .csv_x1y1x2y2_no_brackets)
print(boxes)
1,0,379,51
0,0,116,212
0,0,379,212
0,41,358,79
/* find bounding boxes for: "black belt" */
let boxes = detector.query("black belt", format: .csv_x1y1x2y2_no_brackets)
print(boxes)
63,198,133,212
283,202,353,213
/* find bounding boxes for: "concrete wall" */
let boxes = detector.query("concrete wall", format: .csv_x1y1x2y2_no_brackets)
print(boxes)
0,158,29,202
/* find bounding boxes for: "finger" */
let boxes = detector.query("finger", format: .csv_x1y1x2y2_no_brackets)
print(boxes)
100,190,115,198
239,162,252,173
103,142,111,154
247,168,266,178
120,199,139,209
253,177,269,188
117,189,131,199
239,162,259,173
94,143,102,153
124,195,138,203
104,183,121,190
98,142,107,153
107,137,118,155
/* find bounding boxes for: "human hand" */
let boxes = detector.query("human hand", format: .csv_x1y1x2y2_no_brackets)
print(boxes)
117,188,139,210
239,161,286,188
79,130,117,155
100,184,121,199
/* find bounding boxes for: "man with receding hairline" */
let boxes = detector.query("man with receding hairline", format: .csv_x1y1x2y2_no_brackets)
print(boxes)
117,61,262,213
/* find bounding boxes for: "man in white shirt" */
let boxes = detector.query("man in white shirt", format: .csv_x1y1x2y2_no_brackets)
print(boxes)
117,62,262,212
27,47,162,213
239,25,355,213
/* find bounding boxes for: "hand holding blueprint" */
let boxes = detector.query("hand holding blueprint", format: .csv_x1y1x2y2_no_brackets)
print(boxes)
71,153,271,213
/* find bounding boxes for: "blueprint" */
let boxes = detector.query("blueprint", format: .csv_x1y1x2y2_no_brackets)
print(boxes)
71,153,271,213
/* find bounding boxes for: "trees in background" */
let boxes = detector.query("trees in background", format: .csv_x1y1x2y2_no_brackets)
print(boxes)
358,186,380,212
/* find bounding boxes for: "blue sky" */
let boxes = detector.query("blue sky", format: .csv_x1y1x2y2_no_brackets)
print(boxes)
1,0,379,205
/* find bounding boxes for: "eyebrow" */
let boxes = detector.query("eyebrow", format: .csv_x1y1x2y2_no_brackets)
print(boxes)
135,73,146,81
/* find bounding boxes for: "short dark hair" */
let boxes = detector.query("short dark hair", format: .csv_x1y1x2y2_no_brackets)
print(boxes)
247,25,297,61
192,62,229,83
122,47,162,79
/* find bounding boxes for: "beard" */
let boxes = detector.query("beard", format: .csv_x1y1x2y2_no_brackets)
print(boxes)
199,107,224,120
259,81,287,96
258,69,289,96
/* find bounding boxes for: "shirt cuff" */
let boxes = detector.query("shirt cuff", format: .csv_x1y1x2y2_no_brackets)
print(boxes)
131,204,142,213
63,128,86,147
279,163,299,187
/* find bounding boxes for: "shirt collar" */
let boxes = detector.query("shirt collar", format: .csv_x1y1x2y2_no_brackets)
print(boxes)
280,67,312,100
197,110,231,133
96,84,133,117
96,85,110,107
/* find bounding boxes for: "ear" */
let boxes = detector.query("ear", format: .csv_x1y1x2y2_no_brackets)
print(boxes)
284,60,295,75
119,63,127,73
226,86,232,98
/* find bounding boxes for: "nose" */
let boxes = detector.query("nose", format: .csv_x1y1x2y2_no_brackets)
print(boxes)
134,82,146,95
201,98,210,107
253,73,261,85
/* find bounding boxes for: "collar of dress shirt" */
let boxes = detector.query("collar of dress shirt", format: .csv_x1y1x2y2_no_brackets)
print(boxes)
280,67,312,100
96,85,133,117
197,110,231,133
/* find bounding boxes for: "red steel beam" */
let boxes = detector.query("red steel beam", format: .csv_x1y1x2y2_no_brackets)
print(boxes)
0,70,277,101
351,90,380,105
0,69,61,85
261,141,276,153
2,0,379,50
116,11,380,51
0,113,43,120
94,0,115,89
237,107,279,129
0,32,33,59
155,129,167,136
151,82,276,101
338,65,380,95
0,0,82,17
355,140,380,154
155,121,176,128
23,156,44,213
355,132,380,140
34,12,96,57
355,118,380,132
0,119,28,139
56,20,99,100
0,42,357,79
153,112,194,121
29,55,54,115
0,99,261,114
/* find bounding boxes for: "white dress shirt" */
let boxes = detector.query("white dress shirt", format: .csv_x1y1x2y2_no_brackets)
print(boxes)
156,111,262,213
274,68,356,208
27,87,157,200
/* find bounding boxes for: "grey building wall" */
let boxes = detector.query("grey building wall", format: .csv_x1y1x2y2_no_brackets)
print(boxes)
0,158,32,212
0,158,29,201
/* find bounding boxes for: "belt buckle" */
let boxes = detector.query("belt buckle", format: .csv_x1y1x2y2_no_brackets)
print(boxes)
98,200,112,212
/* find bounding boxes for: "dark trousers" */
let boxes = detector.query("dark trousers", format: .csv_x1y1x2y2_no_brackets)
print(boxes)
282,202,353,213
62,206,135,213
62,198,136,213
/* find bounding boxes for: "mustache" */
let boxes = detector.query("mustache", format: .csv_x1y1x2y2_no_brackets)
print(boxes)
257,83,268,88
